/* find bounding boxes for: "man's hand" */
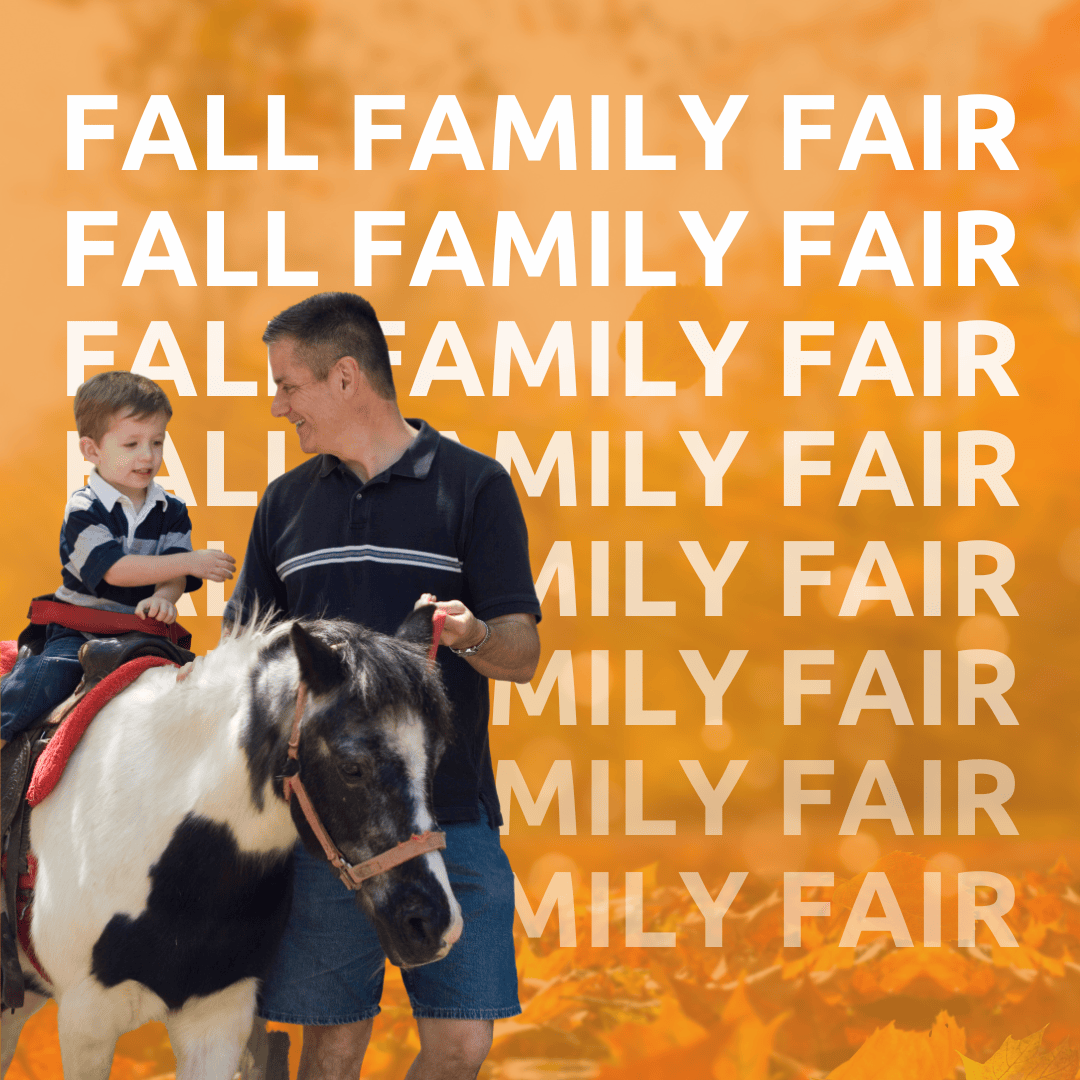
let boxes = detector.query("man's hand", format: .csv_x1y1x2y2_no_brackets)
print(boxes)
135,595,178,624
414,593,484,651
187,549,237,582
413,594,539,682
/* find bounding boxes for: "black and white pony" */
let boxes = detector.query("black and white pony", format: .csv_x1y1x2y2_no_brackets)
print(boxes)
1,608,462,1080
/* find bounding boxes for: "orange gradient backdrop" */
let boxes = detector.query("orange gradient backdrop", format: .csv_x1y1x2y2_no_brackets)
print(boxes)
3,1,1079,1076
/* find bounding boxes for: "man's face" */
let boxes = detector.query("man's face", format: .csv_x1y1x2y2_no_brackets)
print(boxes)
270,338,343,457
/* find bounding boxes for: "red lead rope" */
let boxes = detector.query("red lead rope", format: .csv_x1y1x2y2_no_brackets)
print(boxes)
428,607,446,662
282,610,449,891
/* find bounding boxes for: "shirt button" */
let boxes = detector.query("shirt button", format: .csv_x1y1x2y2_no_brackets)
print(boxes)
356,493,363,500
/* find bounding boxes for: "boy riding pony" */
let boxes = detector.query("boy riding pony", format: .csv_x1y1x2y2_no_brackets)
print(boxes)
0,371,234,747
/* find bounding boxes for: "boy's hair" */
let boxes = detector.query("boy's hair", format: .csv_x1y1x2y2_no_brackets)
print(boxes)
263,292,395,400
74,371,173,442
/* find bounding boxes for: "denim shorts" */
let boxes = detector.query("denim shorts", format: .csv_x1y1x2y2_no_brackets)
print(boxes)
257,807,521,1025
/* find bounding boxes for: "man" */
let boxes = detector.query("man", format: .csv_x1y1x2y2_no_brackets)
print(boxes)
225,292,541,1080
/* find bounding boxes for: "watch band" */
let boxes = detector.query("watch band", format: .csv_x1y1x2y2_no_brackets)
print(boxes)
451,619,490,657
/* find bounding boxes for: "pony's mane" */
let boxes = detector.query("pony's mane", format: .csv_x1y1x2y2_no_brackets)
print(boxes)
176,604,294,708
218,600,287,649
187,604,453,746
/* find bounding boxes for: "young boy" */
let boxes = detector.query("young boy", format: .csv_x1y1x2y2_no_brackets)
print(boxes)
0,371,235,747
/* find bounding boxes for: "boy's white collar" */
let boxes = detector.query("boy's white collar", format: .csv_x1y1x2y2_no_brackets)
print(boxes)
88,469,168,512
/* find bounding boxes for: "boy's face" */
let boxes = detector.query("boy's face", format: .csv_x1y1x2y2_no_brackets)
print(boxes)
80,410,167,504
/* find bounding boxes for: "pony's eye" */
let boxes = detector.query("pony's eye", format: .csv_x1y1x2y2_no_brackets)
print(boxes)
340,759,369,779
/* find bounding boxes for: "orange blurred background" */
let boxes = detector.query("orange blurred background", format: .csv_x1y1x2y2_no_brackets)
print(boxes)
3,0,1079,1076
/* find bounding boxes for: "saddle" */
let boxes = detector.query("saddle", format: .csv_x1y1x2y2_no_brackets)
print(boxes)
1,630,192,1011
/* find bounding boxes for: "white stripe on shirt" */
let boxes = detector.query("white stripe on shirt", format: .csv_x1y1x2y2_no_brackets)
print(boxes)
276,544,462,581
66,523,118,575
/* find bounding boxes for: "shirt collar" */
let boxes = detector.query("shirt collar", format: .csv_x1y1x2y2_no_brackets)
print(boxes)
317,420,439,482
88,469,169,512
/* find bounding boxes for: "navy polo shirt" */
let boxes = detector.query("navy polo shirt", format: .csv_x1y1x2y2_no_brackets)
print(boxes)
226,420,541,825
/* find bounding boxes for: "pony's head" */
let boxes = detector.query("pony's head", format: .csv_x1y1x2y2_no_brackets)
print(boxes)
270,608,462,967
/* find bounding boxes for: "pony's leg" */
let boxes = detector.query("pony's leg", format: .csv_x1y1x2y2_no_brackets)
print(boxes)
0,989,49,1079
239,1017,269,1080
239,1018,291,1080
167,978,258,1080
55,980,135,1080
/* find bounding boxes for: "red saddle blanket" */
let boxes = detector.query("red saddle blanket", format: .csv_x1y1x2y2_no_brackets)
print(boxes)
26,655,178,806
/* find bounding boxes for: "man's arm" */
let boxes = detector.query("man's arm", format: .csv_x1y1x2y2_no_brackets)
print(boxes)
451,611,540,683
416,596,539,683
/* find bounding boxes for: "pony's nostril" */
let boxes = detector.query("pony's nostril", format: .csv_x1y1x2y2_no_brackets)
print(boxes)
402,908,440,946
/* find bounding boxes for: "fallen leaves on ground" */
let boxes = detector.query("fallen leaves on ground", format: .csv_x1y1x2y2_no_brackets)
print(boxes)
486,854,1079,1079
8,858,1079,1080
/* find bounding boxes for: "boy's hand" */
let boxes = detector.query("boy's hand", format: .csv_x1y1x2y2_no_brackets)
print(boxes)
187,549,236,582
135,596,178,624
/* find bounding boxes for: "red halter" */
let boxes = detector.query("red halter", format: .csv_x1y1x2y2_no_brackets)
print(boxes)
281,610,448,891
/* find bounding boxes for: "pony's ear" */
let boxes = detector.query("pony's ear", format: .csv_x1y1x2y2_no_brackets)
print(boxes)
290,623,345,694
396,603,436,649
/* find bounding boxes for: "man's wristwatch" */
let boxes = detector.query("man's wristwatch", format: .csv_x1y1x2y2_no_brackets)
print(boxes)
451,619,490,656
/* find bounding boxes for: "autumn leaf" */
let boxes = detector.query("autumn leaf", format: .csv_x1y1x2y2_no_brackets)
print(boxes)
928,1012,968,1077
992,943,1070,979
1047,858,1073,885
852,944,981,997
711,983,787,1080
833,852,926,922
594,1034,721,1080
517,936,576,986
826,1024,937,1080
782,941,857,981
827,1013,966,1080
598,992,709,1063
1023,894,1063,929
960,1028,1079,1079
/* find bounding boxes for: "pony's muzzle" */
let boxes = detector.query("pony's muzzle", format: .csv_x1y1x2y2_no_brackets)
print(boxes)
366,877,463,968
395,898,463,964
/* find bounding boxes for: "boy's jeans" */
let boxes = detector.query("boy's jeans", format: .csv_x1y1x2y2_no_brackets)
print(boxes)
0,625,86,741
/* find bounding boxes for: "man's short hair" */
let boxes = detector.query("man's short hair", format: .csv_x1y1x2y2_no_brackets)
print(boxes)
74,371,173,442
263,292,396,400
